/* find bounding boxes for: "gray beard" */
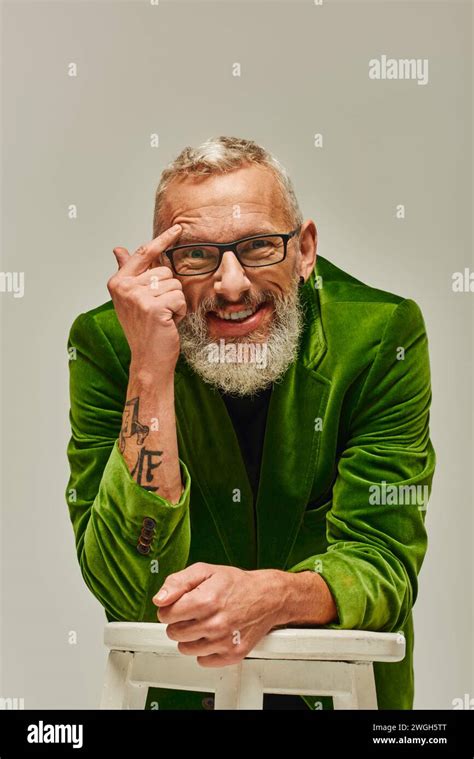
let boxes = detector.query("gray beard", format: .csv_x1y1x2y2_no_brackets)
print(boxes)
177,274,304,397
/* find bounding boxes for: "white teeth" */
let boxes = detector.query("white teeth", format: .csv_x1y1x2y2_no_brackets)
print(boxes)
217,306,256,321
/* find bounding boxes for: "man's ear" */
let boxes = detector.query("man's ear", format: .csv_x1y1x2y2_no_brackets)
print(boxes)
298,220,317,283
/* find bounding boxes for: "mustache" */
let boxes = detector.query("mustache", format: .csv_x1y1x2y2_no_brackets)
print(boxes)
195,289,284,316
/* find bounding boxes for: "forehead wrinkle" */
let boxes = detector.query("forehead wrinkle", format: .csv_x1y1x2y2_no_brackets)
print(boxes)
177,223,280,245
171,206,286,245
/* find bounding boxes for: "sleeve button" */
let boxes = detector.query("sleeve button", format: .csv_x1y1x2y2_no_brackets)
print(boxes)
138,533,153,546
137,542,151,555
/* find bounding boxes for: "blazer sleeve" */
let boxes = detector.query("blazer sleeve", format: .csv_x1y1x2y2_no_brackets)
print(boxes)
287,298,436,632
65,312,191,623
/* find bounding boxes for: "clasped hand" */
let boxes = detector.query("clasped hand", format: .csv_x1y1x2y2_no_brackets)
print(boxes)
153,562,287,667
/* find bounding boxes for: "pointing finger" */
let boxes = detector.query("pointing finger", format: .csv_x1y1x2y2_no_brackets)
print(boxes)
119,224,183,277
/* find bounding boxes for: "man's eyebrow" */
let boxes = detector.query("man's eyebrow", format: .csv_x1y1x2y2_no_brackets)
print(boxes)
176,227,279,245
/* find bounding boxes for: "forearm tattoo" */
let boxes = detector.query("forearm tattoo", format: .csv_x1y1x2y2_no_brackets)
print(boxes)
120,397,149,452
120,396,162,492
130,446,163,492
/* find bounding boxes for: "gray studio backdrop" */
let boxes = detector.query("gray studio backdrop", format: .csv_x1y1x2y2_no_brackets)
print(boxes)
1,0,472,709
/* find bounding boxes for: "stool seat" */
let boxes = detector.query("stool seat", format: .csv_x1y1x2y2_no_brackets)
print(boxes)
104,621,404,661
100,622,405,710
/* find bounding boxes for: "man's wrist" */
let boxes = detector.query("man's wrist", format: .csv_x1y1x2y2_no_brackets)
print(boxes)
129,361,176,390
273,568,339,627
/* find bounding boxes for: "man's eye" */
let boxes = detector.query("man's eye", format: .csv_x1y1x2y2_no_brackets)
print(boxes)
189,248,206,258
250,239,267,249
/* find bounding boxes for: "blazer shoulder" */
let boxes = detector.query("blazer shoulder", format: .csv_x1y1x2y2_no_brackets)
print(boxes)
311,257,428,370
68,299,130,368
315,255,405,308
69,299,122,339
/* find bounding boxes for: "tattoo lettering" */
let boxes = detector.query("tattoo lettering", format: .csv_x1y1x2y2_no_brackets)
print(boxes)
120,395,163,491
120,396,150,453
131,447,163,492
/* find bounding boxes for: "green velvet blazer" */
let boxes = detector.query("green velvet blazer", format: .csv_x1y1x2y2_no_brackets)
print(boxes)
66,255,436,711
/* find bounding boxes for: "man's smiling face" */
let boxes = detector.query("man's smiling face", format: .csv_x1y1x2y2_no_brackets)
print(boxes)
158,163,316,341
155,161,316,395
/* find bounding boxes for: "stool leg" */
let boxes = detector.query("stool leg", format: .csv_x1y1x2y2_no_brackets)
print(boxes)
332,663,378,710
214,664,242,710
213,663,264,710
237,661,264,709
125,684,149,710
100,651,133,709
352,662,378,709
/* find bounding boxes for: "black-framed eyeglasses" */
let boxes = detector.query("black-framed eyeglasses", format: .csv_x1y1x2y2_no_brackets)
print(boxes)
163,226,302,276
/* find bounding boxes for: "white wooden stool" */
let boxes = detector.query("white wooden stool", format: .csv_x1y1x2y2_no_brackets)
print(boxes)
100,622,405,710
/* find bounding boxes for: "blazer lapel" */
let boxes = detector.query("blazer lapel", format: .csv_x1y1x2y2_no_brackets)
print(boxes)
255,362,331,570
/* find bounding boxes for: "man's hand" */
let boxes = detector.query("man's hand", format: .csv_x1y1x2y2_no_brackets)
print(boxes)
152,562,289,667
108,224,186,376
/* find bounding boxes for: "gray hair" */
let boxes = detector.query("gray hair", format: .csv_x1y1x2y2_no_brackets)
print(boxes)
153,135,303,237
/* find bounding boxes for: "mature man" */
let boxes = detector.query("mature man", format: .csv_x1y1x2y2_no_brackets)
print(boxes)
66,136,436,711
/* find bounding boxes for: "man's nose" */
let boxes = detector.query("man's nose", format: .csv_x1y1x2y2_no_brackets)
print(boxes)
213,250,251,301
